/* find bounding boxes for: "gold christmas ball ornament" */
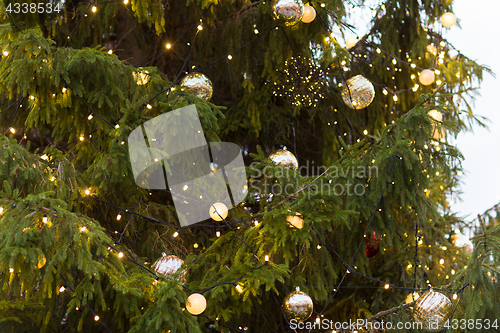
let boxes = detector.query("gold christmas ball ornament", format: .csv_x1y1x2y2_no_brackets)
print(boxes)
209,202,228,221
286,212,304,229
301,5,316,23
133,69,150,85
345,36,358,49
180,72,213,101
413,290,452,332
268,148,298,170
428,110,443,122
419,69,435,86
272,0,305,26
186,293,207,315
441,12,457,28
152,254,186,280
341,75,375,109
283,287,313,322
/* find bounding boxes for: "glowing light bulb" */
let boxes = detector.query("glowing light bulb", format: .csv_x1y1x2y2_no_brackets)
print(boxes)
0,207,3,214
265,255,269,262
116,213,122,221
42,215,48,223
302,5,316,23
59,286,66,292
123,0,128,4
108,50,113,54
384,284,390,289
9,268,14,273
118,252,124,258
345,37,357,49
94,315,99,321
235,284,243,293
166,43,171,49
88,114,93,120
173,231,179,237
84,189,90,195
91,6,96,13
9,127,16,134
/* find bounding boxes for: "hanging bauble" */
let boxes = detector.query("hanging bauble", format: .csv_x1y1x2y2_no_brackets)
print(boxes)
341,75,375,109
286,212,304,229
365,231,380,258
419,70,435,86
268,147,299,170
180,72,213,101
186,293,207,315
428,110,443,122
441,12,457,28
345,37,357,49
209,202,228,221
301,5,316,23
283,287,313,322
413,290,452,332
152,254,186,280
272,0,305,27
133,69,150,85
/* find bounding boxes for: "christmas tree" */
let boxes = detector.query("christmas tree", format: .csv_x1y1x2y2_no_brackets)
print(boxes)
1,0,499,332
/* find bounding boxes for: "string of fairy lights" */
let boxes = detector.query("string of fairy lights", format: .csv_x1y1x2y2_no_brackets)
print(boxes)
0,0,488,332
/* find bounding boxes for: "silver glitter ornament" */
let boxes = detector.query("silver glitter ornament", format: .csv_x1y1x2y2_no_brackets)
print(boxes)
413,290,452,332
272,0,305,27
152,254,186,280
341,75,375,109
268,148,298,170
180,73,213,101
283,287,313,322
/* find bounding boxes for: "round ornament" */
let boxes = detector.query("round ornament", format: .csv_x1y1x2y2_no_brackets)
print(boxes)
268,148,298,170
152,254,186,280
283,287,313,322
301,5,316,23
365,231,380,258
419,70,435,86
286,212,304,229
441,12,457,28
272,0,305,26
345,37,357,49
186,293,207,315
209,202,228,221
180,72,213,101
341,75,375,109
428,110,442,122
413,290,452,332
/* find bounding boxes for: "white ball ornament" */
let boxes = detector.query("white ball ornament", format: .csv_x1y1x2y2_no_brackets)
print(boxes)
427,110,443,122
413,290,452,332
441,12,457,28
209,202,228,221
301,5,316,23
419,70,435,86
345,37,357,49
186,293,207,315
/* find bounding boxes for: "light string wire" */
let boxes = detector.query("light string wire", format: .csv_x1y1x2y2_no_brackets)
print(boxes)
1,1,476,331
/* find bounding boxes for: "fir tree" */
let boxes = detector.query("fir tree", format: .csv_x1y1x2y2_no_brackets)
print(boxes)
0,0,499,332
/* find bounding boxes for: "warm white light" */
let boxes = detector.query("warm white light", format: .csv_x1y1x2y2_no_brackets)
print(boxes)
146,104,152,109
2,51,8,56
80,226,87,232
216,230,221,237
59,286,66,292
9,127,16,134
0,207,3,214
227,55,232,60
173,231,179,237
94,315,99,321
118,252,124,258
302,5,316,23
441,12,457,28
186,293,207,315
427,44,437,56
197,25,203,31
235,284,243,293
166,43,171,49
384,284,390,289
345,37,357,49
91,6,96,13
9,268,14,273
42,215,48,223
265,255,269,262
439,259,444,264
123,0,128,4
419,69,435,86
209,202,228,221
79,136,84,141
88,114,93,120
115,124,120,129
84,189,91,195
116,213,122,221
193,243,199,249
108,50,113,54
452,293,458,300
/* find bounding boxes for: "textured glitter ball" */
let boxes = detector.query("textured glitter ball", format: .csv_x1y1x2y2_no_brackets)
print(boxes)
272,0,305,26
341,75,375,109
152,254,186,280
283,287,313,322
268,148,299,170
413,290,452,332
180,72,213,101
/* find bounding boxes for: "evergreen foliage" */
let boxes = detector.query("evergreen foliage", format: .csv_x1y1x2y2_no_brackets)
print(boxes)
0,0,498,332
